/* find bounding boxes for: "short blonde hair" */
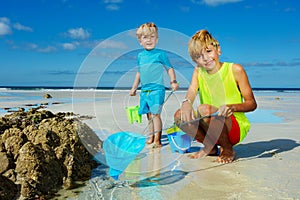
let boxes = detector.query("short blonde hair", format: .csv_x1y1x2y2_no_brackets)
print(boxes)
136,22,158,40
188,29,219,62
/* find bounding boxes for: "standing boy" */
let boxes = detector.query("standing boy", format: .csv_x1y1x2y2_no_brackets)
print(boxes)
130,22,178,148
174,29,257,163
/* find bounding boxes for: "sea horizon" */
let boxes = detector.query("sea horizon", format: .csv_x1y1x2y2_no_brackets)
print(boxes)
1,85,300,92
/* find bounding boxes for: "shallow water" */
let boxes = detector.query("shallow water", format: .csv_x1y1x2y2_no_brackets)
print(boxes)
246,109,283,123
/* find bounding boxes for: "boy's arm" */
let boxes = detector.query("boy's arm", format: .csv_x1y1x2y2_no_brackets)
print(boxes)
184,67,199,104
180,67,199,121
220,63,257,116
167,68,178,91
129,72,140,96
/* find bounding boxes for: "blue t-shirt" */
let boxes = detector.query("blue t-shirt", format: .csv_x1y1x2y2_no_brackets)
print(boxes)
137,48,173,90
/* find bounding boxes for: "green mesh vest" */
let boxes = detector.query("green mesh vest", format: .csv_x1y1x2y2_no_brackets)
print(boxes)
197,62,250,143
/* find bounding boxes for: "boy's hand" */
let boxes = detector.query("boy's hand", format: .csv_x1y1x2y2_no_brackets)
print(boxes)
129,89,136,96
171,82,179,91
180,100,194,122
218,105,233,117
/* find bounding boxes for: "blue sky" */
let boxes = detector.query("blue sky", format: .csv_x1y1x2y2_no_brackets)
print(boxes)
1,0,300,88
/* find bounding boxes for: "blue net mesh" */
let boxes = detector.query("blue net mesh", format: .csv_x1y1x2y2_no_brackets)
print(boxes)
102,131,146,180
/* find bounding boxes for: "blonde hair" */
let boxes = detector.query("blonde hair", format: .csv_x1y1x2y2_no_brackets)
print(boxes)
136,22,158,40
188,30,219,62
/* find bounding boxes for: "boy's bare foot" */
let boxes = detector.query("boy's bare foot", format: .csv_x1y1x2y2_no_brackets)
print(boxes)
216,149,235,164
188,149,208,159
146,136,154,144
188,145,218,159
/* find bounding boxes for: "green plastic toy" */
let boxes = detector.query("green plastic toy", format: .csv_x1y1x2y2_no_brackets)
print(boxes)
125,105,142,124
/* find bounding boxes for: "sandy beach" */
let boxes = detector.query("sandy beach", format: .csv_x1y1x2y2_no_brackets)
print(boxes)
1,89,300,199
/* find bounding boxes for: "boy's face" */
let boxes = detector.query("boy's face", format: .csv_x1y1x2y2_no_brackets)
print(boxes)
194,44,221,73
139,33,158,50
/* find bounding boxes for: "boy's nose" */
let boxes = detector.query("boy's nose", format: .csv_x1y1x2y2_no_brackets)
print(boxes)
202,53,209,60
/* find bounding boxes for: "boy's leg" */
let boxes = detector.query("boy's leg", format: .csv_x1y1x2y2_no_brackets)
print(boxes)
199,103,235,163
174,109,217,157
214,116,237,163
146,113,154,144
152,114,162,147
193,106,235,163
174,104,235,162
139,92,155,144
207,116,235,163
148,90,164,148
185,119,220,159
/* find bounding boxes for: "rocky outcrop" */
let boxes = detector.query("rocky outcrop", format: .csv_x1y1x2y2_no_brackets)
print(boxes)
0,109,102,199
43,93,52,99
0,174,19,200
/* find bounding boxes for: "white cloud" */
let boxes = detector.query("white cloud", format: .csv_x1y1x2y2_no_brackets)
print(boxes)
0,22,12,35
62,43,76,50
0,17,10,24
103,0,122,11
0,17,34,35
13,23,33,32
8,41,57,53
103,0,123,3
36,46,57,53
192,0,243,6
62,42,79,50
0,17,12,35
61,40,99,50
105,4,120,11
67,27,90,40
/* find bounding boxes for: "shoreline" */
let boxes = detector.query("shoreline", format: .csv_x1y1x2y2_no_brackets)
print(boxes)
1,85,300,92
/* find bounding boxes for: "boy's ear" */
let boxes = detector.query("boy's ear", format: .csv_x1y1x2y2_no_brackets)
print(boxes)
217,46,221,55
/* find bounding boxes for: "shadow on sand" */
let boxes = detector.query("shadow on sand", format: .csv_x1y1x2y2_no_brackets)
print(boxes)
130,170,188,187
235,138,300,159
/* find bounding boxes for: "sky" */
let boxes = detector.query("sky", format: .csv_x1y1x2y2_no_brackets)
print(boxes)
0,0,300,88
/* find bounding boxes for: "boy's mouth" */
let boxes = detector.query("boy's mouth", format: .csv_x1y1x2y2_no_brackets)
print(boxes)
204,60,213,66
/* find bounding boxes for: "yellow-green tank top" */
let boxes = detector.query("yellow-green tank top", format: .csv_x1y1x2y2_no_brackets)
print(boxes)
197,62,250,143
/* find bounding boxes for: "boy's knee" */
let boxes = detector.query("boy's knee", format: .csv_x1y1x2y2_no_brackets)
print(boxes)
174,109,181,124
174,109,181,119
198,104,215,116
153,114,161,119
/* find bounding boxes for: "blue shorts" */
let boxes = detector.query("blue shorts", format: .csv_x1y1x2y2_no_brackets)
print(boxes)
139,90,165,115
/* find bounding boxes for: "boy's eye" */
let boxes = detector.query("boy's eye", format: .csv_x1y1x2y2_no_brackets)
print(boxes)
195,54,203,59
